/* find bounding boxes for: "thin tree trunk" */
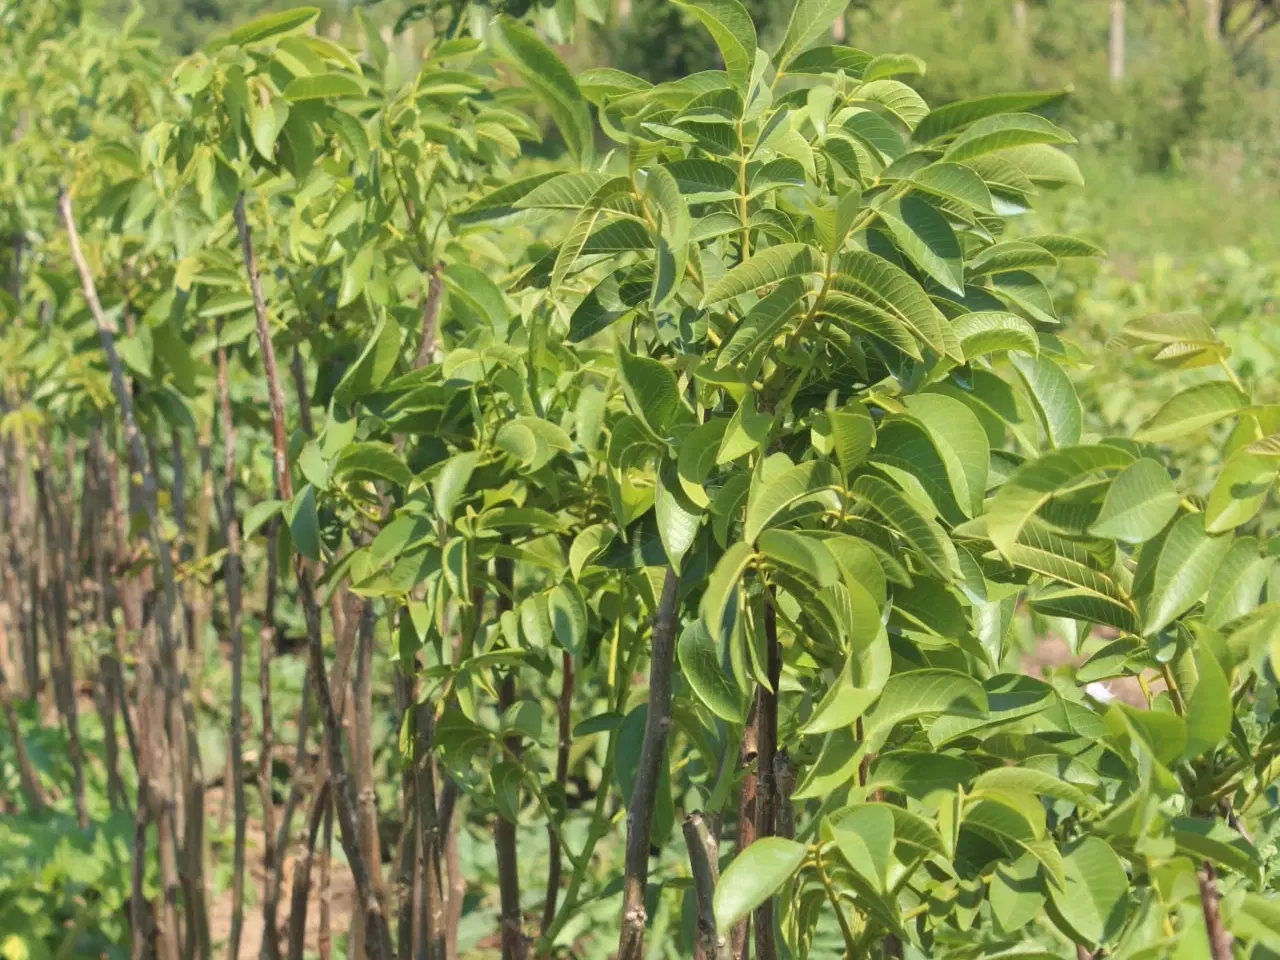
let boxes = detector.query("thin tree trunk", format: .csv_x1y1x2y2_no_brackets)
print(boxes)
0,660,46,813
1199,862,1232,960
753,594,781,960
616,569,680,960
258,515,282,960
286,781,331,960
217,327,249,960
494,556,526,960
413,265,444,368
541,651,573,936
234,192,392,960
730,707,758,960
61,188,205,960
352,601,389,959
35,457,88,828
319,801,334,960
414,699,446,960
683,812,727,960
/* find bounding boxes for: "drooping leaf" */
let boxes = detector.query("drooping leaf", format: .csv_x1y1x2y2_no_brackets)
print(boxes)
1143,514,1234,635
1134,381,1250,444
713,838,807,931
1089,458,1181,544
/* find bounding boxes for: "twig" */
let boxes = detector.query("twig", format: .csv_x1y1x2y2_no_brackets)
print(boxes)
683,812,728,960
494,556,527,960
617,568,680,960
753,590,781,960
541,649,574,936
1198,861,1233,960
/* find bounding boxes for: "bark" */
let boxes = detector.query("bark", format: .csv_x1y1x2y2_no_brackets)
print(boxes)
0,659,46,813
1198,862,1232,960
217,328,249,960
319,801,334,960
730,703,758,960
257,516,282,960
753,593,781,960
494,556,526,960
413,265,444,368
683,812,727,960
35,456,88,828
286,781,331,960
413,700,447,960
540,650,574,936
59,191,207,959
616,569,680,960
352,602,390,959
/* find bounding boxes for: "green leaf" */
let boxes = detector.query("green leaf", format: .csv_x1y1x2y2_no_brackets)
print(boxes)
831,803,895,892
1204,449,1277,534
679,620,747,723
863,668,987,741
1171,817,1260,884
904,393,989,518
701,243,821,307
702,541,753,636
335,312,401,405
988,445,1136,556
491,18,593,165
243,499,285,539
1047,837,1129,948
547,582,588,654
1143,514,1234,635
910,162,995,212
943,113,1075,162
775,0,850,71
972,767,1096,810
713,838,807,931
639,165,690,310
968,241,1058,277
1134,381,1249,444
1183,645,1231,762
877,196,964,295
671,0,758,94
832,250,961,361
716,277,806,369
226,7,319,46
757,529,839,587
953,311,1038,358
867,750,978,800
1205,538,1270,627
656,459,702,570
434,452,479,522
1089,458,1181,544
915,90,1068,143
617,344,682,438
331,442,412,488
1010,354,1082,448
851,474,958,579
744,459,840,543
283,73,364,102
287,484,322,561
828,405,875,477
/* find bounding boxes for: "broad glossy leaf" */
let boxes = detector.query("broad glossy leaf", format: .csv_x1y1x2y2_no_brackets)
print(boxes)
1143,514,1234,635
639,165,690,309
953,311,1038,358
1047,837,1129,948
1089,458,1181,543
1183,645,1230,761
878,196,964,295
547,582,588,654
331,442,411,488
944,113,1075,162
828,405,875,477
1205,538,1270,627
852,474,958,579
671,0,757,94
757,529,839,587
833,250,961,361
775,0,852,71
1010,353,1081,448
283,73,363,102
910,161,995,212
617,344,681,437
655,459,702,570
716,277,806,369
987,444,1135,556
226,7,319,46
744,459,840,543
701,243,821,307
1204,449,1276,533
915,90,1068,143
863,668,987,742
1134,381,1249,444
713,838,807,931
678,620,746,723
491,18,593,165
904,393,990,517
